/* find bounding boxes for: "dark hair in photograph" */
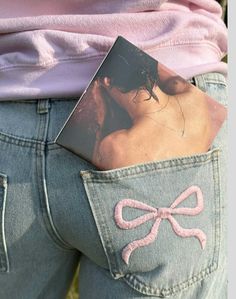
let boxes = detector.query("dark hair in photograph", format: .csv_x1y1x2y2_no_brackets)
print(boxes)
94,36,159,102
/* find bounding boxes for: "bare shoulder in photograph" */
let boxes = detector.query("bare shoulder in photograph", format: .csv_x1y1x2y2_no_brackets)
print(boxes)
55,36,227,170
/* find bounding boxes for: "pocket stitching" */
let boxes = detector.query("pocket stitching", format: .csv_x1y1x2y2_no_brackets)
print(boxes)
81,148,220,182
82,178,121,277
122,153,221,296
123,262,217,297
212,144,221,268
81,148,222,295
0,173,9,273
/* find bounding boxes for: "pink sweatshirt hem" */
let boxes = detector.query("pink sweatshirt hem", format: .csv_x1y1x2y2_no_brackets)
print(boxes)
0,0,228,101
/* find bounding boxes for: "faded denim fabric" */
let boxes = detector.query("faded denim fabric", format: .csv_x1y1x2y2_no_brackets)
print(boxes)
0,72,227,299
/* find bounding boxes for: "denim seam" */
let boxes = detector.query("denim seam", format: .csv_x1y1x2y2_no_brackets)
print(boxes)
198,73,227,91
35,112,75,251
0,131,64,151
123,263,217,297
83,177,121,278
0,130,43,148
193,73,226,86
98,182,124,278
204,79,227,86
41,151,75,251
212,148,222,268
0,173,10,273
83,160,218,183
81,149,220,182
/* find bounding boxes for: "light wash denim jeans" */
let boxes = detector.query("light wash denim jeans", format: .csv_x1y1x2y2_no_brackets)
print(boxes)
0,72,227,299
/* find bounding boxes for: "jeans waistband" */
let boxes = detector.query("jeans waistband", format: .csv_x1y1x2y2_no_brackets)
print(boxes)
188,72,227,92
0,71,227,150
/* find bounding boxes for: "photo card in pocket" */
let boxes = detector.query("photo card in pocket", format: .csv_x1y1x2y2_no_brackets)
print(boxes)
55,36,227,170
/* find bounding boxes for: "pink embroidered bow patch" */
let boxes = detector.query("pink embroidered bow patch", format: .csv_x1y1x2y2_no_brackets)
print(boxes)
114,185,206,265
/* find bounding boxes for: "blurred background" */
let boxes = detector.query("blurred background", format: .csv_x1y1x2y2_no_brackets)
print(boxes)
66,1,227,298
217,0,228,62
217,0,227,27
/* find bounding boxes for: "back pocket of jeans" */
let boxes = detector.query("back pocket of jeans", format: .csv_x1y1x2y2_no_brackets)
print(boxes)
80,148,221,297
0,173,9,272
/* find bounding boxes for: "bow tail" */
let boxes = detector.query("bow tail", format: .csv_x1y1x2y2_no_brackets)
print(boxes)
168,215,207,249
121,218,162,265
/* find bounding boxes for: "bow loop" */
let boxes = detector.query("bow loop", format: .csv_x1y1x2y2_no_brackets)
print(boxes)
114,185,206,265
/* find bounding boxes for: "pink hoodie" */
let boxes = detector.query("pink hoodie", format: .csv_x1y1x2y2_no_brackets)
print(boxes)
0,0,227,101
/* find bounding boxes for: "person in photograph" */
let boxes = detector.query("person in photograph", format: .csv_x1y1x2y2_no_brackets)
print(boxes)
91,46,213,170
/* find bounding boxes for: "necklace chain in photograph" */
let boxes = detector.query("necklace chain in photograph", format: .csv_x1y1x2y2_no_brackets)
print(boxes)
142,95,170,114
142,96,185,137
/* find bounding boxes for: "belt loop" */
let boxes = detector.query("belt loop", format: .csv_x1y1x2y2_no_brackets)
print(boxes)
37,99,51,114
192,74,207,92
188,77,196,86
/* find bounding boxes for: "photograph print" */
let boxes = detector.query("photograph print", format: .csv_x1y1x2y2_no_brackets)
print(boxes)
55,36,227,170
